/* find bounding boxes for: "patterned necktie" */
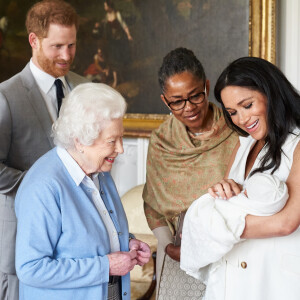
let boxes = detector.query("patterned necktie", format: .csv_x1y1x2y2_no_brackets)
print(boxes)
54,79,64,114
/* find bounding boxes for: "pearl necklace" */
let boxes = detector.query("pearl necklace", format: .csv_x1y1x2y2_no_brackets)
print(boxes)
189,130,211,136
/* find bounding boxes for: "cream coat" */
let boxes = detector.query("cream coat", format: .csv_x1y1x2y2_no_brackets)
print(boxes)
208,130,300,300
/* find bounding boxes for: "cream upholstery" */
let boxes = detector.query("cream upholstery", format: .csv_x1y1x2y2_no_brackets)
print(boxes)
121,184,157,300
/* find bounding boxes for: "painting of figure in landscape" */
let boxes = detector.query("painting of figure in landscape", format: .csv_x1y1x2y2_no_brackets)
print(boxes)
0,0,249,114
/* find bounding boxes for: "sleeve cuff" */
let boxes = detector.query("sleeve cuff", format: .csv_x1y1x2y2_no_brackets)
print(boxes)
129,233,136,241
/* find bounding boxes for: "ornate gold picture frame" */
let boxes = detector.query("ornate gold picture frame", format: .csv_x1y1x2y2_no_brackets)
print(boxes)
124,0,276,137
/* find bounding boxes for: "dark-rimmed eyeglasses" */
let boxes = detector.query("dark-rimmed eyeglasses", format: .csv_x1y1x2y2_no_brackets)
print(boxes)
163,86,206,111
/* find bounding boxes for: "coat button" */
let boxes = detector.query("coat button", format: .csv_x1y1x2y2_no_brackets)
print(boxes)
241,261,247,269
123,292,127,296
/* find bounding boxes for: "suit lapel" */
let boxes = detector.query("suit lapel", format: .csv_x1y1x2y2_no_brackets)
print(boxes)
65,71,85,90
21,64,55,147
65,73,74,90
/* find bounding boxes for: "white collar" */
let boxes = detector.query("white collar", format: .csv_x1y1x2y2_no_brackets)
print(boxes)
56,146,98,186
29,58,68,94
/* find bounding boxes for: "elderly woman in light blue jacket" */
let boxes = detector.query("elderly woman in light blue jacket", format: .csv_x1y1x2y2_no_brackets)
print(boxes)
15,83,150,300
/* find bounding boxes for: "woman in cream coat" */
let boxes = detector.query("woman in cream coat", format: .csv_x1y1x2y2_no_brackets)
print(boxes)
208,57,300,300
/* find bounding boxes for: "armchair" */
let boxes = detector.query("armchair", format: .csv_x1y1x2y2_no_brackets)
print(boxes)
121,184,157,300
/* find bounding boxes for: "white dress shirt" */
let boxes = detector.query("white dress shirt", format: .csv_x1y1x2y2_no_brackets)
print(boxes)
30,59,70,122
56,146,120,252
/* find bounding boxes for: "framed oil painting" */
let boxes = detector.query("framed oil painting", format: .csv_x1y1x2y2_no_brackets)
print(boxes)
0,0,276,136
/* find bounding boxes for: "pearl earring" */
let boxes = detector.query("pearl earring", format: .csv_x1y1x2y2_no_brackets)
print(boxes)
79,149,84,153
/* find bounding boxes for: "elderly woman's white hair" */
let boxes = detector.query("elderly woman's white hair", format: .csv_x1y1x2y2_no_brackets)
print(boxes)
52,83,127,149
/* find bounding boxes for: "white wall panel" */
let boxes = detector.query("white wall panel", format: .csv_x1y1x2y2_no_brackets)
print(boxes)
111,137,149,197
278,0,300,91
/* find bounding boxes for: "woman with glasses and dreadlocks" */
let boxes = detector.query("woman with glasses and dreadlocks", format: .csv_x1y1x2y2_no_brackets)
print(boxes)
142,47,238,299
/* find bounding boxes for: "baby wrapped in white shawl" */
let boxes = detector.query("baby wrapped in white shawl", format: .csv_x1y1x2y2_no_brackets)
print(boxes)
180,173,288,283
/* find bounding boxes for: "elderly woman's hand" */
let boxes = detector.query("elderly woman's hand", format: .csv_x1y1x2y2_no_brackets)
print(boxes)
129,239,151,266
208,179,242,200
107,250,137,276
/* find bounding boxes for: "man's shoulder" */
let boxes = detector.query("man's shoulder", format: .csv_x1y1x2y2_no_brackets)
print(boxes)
66,71,89,87
0,71,22,90
0,64,32,93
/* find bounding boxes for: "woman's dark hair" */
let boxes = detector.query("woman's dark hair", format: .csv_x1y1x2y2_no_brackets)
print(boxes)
158,47,206,92
214,56,300,175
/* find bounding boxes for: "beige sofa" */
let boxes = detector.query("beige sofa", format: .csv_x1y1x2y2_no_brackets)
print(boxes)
121,184,157,300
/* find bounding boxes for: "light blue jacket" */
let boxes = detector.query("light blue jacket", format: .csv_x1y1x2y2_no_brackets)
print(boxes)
15,148,131,300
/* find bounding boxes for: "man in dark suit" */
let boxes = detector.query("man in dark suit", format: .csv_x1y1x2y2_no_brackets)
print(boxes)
0,1,87,299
